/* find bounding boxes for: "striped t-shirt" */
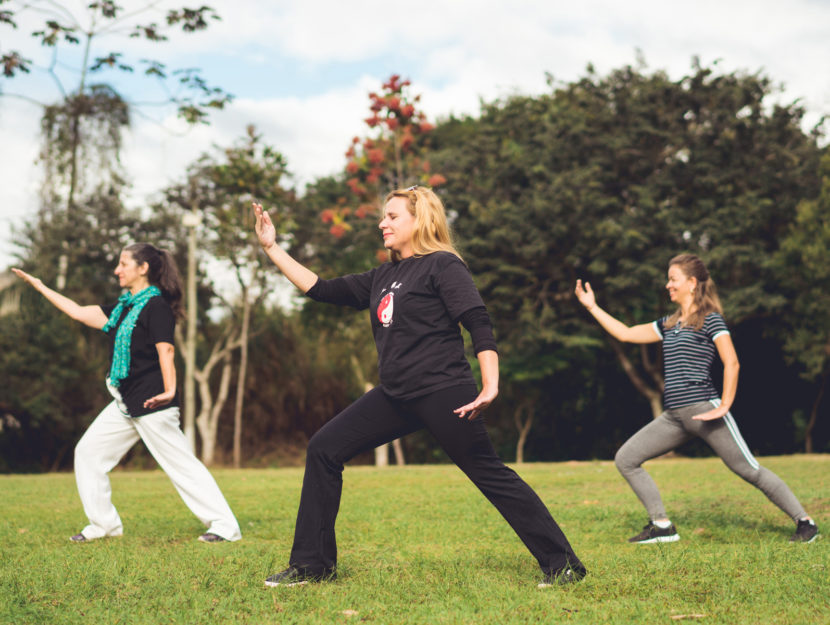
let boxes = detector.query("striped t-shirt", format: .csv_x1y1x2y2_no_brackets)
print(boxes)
652,312,730,410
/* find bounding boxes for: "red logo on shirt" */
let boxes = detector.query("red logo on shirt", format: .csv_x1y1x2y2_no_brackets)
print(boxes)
377,292,394,327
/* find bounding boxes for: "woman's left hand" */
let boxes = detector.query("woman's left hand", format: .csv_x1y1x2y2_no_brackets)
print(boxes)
454,387,498,420
143,390,175,409
691,408,725,421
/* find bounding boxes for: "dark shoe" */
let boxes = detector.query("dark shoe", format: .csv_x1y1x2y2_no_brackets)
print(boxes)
628,521,680,544
538,565,587,587
790,519,819,543
198,532,227,543
69,533,87,543
264,566,336,587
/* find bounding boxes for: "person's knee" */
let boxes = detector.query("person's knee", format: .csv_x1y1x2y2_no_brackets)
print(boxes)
305,431,342,471
731,462,761,484
615,446,636,473
74,437,92,465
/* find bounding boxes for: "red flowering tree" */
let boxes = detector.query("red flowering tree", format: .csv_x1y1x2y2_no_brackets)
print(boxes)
322,74,445,239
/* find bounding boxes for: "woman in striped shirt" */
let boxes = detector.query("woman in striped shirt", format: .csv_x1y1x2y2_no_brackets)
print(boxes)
575,254,818,544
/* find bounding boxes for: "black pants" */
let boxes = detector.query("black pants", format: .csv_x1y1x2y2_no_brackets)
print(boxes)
288,385,584,576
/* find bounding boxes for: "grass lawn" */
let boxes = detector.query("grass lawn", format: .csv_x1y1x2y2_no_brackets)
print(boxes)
1,455,827,624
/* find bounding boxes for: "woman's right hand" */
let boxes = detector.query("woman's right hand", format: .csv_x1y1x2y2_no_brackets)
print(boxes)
574,279,597,311
11,268,43,290
253,202,277,251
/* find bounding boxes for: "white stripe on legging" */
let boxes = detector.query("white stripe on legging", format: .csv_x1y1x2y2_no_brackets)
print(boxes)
710,399,760,470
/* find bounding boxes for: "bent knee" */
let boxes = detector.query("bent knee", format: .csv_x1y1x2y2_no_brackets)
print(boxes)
614,447,638,473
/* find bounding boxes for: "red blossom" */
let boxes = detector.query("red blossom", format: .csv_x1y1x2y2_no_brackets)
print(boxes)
366,173,379,184
363,138,375,149
386,117,399,131
400,104,415,119
330,224,346,238
367,148,385,164
428,173,447,187
355,203,375,218
346,177,361,192
352,136,361,144
364,115,380,127
419,121,435,133
321,208,335,223
345,147,355,159
346,160,360,174
387,96,401,111
383,74,402,91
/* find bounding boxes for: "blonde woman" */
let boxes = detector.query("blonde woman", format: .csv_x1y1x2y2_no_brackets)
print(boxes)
576,254,818,544
254,186,585,587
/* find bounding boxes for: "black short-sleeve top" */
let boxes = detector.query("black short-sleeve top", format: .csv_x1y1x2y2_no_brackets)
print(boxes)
100,296,179,417
307,251,487,400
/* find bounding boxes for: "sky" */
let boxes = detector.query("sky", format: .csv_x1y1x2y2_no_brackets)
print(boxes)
1,0,829,272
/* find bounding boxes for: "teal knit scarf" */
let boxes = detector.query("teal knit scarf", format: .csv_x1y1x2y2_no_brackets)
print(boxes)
102,285,161,387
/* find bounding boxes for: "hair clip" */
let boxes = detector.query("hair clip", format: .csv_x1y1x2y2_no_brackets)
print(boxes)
405,185,419,191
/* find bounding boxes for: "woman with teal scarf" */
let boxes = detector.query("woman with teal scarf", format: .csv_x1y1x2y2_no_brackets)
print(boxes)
13,243,241,543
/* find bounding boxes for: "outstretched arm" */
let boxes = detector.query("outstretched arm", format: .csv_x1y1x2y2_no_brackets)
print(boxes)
253,202,319,293
574,279,660,344
12,268,108,329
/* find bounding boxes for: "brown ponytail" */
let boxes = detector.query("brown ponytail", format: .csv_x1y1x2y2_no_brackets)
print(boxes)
124,243,185,319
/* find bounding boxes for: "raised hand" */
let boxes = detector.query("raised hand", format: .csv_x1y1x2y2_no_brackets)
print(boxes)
574,279,597,311
11,268,43,290
253,202,277,250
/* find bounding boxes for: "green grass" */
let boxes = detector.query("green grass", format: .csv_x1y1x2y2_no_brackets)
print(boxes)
1,455,828,624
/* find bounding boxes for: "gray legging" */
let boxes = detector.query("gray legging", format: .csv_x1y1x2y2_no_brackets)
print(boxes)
615,400,807,522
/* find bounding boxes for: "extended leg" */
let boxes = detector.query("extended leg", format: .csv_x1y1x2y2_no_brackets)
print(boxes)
74,402,141,539
134,406,242,541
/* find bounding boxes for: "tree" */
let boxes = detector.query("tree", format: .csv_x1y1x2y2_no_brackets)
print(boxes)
432,60,823,459
1,0,231,287
774,152,830,452
162,127,293,466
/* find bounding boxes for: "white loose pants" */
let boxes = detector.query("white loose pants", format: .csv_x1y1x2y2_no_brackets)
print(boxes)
74,401,242,541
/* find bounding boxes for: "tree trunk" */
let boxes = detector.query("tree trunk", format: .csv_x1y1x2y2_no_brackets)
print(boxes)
608,338,663,418
513,399,534,464
187,326,240,465
232,281,252,468
392,438,405,465
194,342,235,466
182,192,200,449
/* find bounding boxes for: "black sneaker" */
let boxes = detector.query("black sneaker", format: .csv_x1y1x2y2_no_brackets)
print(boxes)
790,519,819,543
628,521,680,544
538,565,586,587
264,566,337,587
198,532,227,543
